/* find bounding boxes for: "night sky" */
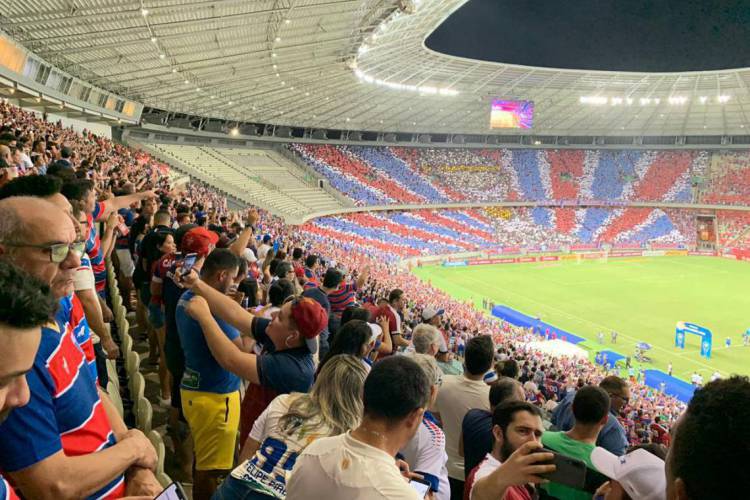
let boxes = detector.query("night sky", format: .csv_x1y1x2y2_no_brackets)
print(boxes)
426,0,750,72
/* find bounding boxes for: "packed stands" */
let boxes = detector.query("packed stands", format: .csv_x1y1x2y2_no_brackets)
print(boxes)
702,151,750,205
1,99,748,500
290,144,705,206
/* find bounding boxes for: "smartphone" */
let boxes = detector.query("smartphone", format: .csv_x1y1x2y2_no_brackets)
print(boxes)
181,253,198,276
533,448,587,490
155,481,188,500
409,478,431,499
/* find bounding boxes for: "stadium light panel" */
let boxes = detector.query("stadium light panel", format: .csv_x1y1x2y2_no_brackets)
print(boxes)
150,36,157,43
230,127,239,136
141,8,149,16
699,96,708,104
718,95,731,103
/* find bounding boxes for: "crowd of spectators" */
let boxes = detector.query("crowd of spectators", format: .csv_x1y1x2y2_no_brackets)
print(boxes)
0,99,748,500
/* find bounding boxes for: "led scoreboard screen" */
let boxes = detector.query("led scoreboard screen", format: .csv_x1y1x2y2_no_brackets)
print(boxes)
490,99,534,129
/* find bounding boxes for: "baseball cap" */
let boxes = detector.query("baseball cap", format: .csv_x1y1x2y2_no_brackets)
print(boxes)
591,448,666,500
290,298,328,354
181,227,219,257
422,307,444,321
368,322,382,344
242,248,258,263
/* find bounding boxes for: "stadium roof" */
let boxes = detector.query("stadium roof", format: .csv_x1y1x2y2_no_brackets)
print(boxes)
5,0,750,136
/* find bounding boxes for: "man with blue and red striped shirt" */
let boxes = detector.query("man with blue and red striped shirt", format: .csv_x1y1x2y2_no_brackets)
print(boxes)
0,261,58,500
0,197,160,499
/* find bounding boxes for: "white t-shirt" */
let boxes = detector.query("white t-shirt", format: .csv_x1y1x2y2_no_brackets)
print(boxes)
231,394,332,499
258,243,272,260
399,414,450,500
286,432,420,500
469,453,501,499
434,375,491,480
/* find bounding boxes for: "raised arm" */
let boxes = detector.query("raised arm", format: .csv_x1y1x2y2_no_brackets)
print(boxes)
183,271,255,337
186,295,260,384
229,209,259,257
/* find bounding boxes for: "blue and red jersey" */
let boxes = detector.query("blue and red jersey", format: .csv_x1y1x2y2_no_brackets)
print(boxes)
86,201,108,294
67,294,98,385
0,475,20,500
327,281,357,315
0,296,124,499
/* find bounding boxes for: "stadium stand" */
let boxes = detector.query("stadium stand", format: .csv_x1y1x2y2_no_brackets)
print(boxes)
0,98,748,500
289,144,704,206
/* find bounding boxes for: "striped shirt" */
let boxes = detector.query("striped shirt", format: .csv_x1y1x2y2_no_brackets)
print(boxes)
85,201,108,294
67,294,98,384
0,296,124,499
327,281,358,315
0,475,19,500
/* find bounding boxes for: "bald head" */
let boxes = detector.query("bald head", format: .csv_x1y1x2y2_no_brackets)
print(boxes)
0,196,80,298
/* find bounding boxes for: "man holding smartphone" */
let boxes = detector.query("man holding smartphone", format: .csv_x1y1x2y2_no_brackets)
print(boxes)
468,401,554,500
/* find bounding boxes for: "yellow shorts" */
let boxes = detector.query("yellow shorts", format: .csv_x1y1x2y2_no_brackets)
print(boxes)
181,389,240,471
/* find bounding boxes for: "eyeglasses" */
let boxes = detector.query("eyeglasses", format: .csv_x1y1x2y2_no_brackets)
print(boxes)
609,392,630,405
2,240,85,263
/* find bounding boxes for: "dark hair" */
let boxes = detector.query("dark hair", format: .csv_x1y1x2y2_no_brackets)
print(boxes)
388,289,404,304
268,279,295,307
671,376,750,500
0,260,58,328
317,320,370,375
154,231,173,250
60,179,94,202
323,268,343,289
45,161,76,182
363,356,431,424
571,386,610,425
492,400,542,435
599,375,628,394
0,175,62,200
628,443,667,460
292,247,303,260
304,254,318,268
200,249,240,278
497,359,519,379
268,259,281,277
465,335,494,376
61,146,72,158
489,378,522,407
275,261,294,279
341,306,370,326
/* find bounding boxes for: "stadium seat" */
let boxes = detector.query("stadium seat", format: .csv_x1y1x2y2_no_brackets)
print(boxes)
147,430,166,476
106,359,118,391
129,371,145,408
121,332,133,356
136,396,152,434
126,350,140,377
106,381,124,419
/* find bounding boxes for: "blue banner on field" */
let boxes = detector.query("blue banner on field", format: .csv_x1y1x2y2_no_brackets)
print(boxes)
594,350,625,370
492,305,586,344
644,369,697,403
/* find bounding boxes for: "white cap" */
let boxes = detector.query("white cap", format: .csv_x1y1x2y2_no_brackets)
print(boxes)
368,323,382,344
421,307,444,321
242,248,258,263
591,447,666,500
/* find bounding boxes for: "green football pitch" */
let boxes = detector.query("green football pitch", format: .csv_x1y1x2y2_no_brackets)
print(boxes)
412,256,750,382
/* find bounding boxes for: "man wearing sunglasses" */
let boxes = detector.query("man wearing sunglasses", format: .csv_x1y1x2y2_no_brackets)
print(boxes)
0,196,160,499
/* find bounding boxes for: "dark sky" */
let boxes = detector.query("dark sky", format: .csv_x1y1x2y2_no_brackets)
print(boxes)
426,0,750,72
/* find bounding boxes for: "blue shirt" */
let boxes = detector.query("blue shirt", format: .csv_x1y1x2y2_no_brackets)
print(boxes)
252,318,315,394
177,290,241,393
551,390,628,456
462,408,494,478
